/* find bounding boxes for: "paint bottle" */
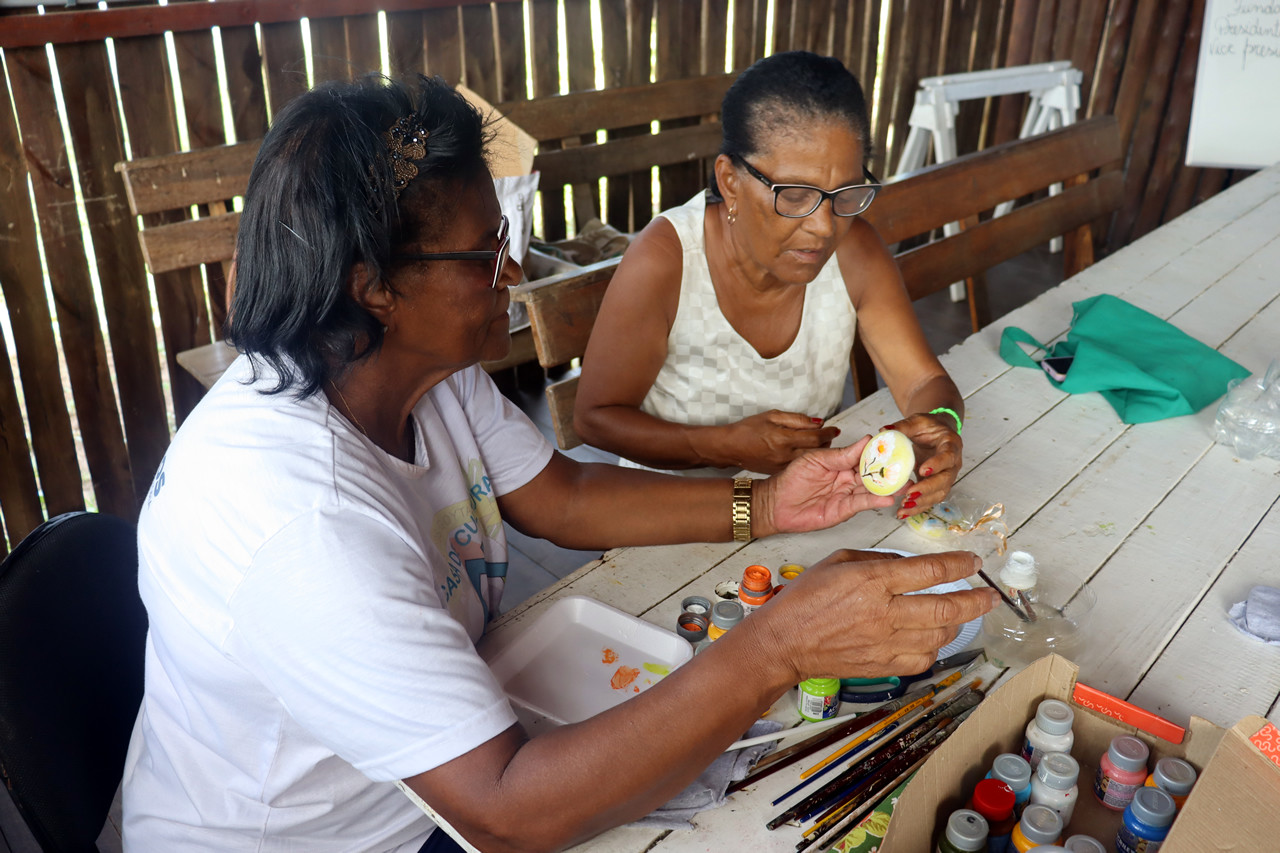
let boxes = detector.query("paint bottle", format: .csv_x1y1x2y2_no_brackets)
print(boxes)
964,778,1015,852
986,753,1033,812
675,612,708,644
1115,786,1176,853
737,565,774,614
1009,803,1063,851
775,563,806,591
935,808,988,853
1145,756,1197,809
1021,699,1075,769
797,678,841,721
1030,751,1080,825
1094,734,1150,811
1001,550,1039,600
705,600,744,642
1062,834,1107,853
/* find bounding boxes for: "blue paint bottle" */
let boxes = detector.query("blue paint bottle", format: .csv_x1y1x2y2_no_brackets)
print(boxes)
1116,786,1176,853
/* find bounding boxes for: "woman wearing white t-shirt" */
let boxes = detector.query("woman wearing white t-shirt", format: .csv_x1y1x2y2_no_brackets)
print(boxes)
575,51,963,518
121,74,998,853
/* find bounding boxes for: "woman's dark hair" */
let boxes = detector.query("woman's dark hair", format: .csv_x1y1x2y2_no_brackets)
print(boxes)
710,51,872,199
227,74,491,396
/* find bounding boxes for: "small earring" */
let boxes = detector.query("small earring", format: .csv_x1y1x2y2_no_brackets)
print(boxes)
727,205,737,226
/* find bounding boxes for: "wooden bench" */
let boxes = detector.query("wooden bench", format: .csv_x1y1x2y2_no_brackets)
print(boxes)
115,73,735,391
115,142,537,389
853,113,1124,396
513,115,1124,450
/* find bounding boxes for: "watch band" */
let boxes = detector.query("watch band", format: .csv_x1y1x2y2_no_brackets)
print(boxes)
732,477,753,542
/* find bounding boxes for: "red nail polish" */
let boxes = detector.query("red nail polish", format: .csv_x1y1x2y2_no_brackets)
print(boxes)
811,417,823,424
881,425,895,432
908,491,922,500
902,500,917,509
921,467,934,477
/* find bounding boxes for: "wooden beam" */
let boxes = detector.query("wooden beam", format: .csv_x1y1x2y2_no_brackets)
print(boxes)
533,122,722,188
495,73,735,141
0,0,520,49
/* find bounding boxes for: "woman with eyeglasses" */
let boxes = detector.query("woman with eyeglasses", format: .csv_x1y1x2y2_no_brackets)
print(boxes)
575,51,964,519
123,74,997,852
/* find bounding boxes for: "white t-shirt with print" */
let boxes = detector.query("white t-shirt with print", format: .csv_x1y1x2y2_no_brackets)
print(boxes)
122,356,553,852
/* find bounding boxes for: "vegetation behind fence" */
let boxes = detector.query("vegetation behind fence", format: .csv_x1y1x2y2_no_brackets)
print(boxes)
0,0,1244,554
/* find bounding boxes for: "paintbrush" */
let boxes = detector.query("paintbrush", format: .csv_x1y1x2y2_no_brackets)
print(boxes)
1017,589,1039,622
976,568,1033,622
798,707,979,852
797,755,926,853
726,686,933,794
791,691,983,824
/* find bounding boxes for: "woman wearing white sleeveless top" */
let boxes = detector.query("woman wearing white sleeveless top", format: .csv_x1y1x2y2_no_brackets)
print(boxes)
576,51,964,517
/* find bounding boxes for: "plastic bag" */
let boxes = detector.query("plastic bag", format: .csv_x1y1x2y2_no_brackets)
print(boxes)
903,494,1009,557
1213,359,1280,460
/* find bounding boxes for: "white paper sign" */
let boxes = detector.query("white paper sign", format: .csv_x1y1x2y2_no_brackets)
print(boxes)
1186,0,1280,169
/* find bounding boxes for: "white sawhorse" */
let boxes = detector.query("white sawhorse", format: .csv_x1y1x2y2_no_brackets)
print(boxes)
896,61,1083,299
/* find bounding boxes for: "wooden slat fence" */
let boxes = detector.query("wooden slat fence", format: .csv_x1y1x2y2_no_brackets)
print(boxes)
0,0,1251,554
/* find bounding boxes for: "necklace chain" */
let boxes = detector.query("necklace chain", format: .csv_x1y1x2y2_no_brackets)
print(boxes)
330,381,369,437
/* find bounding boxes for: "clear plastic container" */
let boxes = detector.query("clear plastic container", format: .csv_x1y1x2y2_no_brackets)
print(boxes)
1214,359,1280,460
981,559,1096,667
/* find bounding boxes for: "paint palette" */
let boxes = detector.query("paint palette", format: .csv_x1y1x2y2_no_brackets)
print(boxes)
868,548,983,660
482,595,694,735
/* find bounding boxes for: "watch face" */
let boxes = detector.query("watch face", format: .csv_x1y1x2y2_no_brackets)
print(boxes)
860,429,914,496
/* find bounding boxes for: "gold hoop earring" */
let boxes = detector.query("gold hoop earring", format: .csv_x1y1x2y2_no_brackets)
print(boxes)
727,205,737,226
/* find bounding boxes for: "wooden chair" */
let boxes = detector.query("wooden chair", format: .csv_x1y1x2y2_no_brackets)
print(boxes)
115,142,538,390
854,114,1124,397
501,74,738,450
514,115,1124,450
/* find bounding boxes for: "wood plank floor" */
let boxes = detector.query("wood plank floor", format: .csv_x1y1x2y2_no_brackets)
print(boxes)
495,245,1065,612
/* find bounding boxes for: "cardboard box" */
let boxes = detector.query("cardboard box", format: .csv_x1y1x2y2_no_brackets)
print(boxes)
880,654,1280,851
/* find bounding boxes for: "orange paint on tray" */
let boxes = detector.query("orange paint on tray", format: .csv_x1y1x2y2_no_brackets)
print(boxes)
601,648,619,664
610,665,640,690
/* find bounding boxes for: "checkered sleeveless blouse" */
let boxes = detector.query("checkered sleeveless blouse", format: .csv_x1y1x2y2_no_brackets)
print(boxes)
637,193,857,429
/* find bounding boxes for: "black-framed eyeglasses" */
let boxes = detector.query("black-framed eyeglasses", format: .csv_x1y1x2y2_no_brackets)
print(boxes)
391,214,511,289
732,155,880,218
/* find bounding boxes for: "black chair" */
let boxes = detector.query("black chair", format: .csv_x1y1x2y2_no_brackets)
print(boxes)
0,512,146,852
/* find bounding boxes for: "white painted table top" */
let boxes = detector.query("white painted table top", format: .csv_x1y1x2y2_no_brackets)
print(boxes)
482,162,1280,853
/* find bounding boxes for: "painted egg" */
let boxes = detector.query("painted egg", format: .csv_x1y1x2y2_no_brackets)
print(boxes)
859,429,915,496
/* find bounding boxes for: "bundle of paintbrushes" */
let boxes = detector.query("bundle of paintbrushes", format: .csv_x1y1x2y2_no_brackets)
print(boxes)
738,661,1003,852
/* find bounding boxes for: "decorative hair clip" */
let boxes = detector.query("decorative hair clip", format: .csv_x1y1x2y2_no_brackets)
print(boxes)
381,115,429,199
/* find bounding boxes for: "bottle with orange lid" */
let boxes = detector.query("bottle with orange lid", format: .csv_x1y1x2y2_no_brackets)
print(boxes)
738,565,774,614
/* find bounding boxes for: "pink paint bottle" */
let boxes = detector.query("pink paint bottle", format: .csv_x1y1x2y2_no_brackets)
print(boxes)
1094,735,1150,811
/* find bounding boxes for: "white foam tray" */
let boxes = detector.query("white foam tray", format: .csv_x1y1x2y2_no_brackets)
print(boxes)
483,595,694,734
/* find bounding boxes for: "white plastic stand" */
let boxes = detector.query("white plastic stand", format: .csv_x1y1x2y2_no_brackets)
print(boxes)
895,61,1083,300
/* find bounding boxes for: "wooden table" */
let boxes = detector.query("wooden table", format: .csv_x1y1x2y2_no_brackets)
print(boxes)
481,162,1280,852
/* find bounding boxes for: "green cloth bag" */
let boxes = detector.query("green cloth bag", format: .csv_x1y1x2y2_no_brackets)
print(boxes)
1000,294,1250,424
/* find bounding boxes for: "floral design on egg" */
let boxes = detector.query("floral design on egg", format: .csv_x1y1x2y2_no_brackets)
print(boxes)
860,429,915,496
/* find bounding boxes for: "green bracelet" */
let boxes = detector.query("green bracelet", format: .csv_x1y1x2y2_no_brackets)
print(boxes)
929,407,963,435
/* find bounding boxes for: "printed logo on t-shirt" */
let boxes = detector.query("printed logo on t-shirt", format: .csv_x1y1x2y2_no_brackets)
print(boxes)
430,459,508,621
147,454,167,504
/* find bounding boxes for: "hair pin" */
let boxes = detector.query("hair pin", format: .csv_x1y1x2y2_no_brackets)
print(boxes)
381,115,429,199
